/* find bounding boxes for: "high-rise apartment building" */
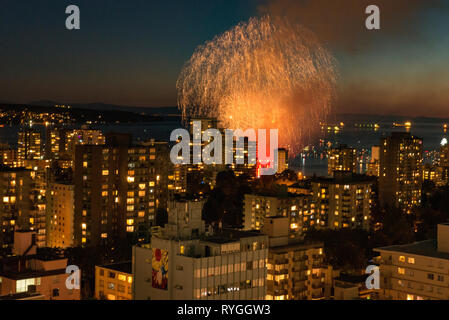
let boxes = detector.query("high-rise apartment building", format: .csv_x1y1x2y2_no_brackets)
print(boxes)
327,144,357,176
0,143,17,167
23,159,48,247
45,128,68,160
18,130,42,161
133,199,268,300
379,132,423,213
184,117,258,190
375,223,449,300
74,135,171,248
46,182,75,248
423,164,445,186
311,172,375,230
276,148,288,174
439,139,449,185
262,217,326,300
186,117,226,190
243,193,316,238
367,146,380,177
0,167,34,252
65,128,105,160
440,138,449,167
45,127,105,162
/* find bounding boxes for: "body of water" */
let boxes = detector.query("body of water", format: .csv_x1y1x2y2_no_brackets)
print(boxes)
1,114,447,177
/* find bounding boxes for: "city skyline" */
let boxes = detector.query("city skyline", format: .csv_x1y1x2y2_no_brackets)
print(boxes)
2,0,449,304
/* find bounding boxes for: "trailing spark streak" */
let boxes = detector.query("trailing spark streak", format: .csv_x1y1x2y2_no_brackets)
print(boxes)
177,15,337,155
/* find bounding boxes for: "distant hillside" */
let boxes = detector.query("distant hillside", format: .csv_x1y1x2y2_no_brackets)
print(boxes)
0,103,164,125
27,101,180,116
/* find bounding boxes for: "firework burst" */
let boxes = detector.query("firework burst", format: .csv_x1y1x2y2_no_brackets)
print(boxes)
177,15,337,155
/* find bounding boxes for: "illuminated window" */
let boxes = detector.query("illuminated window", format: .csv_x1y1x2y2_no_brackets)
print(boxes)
81,223,87,230
102,170,109,176
127,176,134,183
398,268,405,275
399,256,406,262
126,219,134,226
118,274,127,282
180,245,185,255
16,278,36,293
126,226,134,232
408,257,415,264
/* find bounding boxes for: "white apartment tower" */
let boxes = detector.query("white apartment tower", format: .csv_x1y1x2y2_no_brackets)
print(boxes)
133,198,268,300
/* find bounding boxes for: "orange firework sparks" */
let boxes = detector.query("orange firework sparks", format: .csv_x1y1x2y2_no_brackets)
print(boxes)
177,15,338,155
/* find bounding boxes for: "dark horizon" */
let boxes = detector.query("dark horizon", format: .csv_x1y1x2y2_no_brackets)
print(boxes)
1,0,448,117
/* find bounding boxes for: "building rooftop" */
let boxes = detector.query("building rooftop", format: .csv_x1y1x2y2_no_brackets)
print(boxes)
0,268,67,281
312,173,376,184
375,239,449,260
269,241,323,254
288,180,312,189
335,273,369,284
204,229,265,244
98,261,132,274
246,191,310,199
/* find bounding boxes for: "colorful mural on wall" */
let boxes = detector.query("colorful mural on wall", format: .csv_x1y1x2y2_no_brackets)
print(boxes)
152,248,168,290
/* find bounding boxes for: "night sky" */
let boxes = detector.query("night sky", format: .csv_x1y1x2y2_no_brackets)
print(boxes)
1,0,448,117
